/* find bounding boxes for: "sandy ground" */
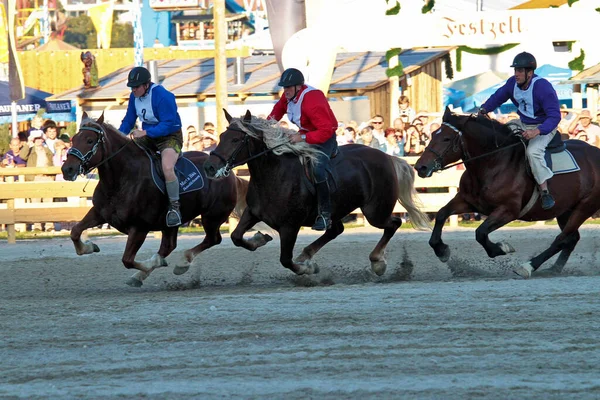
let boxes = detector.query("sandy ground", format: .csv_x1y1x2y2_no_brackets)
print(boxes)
1,225,600,399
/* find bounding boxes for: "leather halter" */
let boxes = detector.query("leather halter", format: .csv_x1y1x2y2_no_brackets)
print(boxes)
425,122,468,172
67,124,105,176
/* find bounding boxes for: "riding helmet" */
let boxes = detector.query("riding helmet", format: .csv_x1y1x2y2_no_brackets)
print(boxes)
127,66,152,87
510,52,537,70
278,68,305,87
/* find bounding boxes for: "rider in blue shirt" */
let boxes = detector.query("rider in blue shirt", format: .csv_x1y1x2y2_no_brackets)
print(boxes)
119,66,184,226
479,52,561,210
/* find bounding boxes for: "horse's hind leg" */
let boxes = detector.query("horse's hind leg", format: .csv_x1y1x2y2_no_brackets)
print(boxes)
549,211,580,274
363,214,403,276
173,216,225,276
71,207,104,255
295,220,344,270
515,210,586,279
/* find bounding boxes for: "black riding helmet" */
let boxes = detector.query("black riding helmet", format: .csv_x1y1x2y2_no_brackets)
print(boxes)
510,52,537,70
127,66,152,87
278,68,304,87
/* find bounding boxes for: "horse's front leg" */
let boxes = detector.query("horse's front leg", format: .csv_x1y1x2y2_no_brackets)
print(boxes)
121,228,160,287
71,207,104,255
280,226,318,275
474,206,518,258
230,208,273,251
294,220,344,274
430,195,474,262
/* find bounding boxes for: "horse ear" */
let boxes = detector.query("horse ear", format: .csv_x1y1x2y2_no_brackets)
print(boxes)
443,106,452,122
243,110,252,123
82,111,89,120
97,112,104,124
224,109,233,123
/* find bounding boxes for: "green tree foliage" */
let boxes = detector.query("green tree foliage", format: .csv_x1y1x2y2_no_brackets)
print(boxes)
63,14,133,49
0,124,10,156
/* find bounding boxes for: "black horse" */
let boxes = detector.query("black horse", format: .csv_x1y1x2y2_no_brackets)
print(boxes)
203,110,430,276
415,107,600,278
61,112,262,287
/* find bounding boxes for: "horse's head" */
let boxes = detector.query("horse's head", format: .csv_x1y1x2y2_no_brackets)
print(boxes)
204,110,261,179
62,112,108,181
415,107,468,178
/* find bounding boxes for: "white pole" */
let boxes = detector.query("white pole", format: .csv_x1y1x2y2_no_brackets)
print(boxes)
11,101,18,138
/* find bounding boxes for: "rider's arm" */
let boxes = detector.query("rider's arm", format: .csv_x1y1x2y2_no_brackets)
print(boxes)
267,96,287,121
145,87,182,138
480,77,515,113
302,91,337,145
535,80,561,135
118,93,137,134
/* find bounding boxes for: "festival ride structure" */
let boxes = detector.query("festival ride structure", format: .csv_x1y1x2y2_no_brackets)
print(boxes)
414,107,600,278
203,110,431,276
61,112,265,287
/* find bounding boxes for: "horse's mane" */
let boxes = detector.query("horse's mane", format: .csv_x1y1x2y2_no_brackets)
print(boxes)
80,116,132,140
464,115,520,148
230,116,323,163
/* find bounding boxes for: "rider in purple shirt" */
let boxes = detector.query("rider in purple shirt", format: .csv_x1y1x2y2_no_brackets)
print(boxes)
479,52,561,210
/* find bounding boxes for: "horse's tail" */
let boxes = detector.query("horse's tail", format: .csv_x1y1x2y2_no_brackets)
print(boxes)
391,157,431,231
232,176,249,219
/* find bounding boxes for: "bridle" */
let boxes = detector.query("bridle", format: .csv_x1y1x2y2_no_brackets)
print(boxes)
67,122,132,176
209,124,287,178
426,120,524,172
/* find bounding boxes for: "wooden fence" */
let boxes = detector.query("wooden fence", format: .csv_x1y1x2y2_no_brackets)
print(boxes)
0,159,463,243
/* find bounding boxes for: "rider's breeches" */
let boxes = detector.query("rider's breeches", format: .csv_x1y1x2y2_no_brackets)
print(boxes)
508,120,556,185
165,179,180,202
312,135,338,183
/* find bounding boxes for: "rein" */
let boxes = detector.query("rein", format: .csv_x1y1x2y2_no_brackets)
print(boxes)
68,124,133,176
430,121,525,171
209,126,288,177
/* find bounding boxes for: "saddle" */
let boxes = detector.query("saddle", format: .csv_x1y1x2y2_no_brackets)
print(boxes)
136,142,205,195
301,147,340,195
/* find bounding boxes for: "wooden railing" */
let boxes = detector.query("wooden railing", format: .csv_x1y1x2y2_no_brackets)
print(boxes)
0,159,463,243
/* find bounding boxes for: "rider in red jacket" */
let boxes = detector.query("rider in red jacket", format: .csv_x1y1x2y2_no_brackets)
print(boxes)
268,68,338,231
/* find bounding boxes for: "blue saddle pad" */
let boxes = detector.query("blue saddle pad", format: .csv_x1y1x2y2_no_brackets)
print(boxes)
142,148,205,195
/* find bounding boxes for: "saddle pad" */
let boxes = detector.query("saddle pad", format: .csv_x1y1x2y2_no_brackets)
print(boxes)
149,154,205,195
549,149,580,175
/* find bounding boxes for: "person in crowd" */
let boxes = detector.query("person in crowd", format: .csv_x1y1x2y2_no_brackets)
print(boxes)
336,123,350,146
43,120,59,155
119,66,184,227
478,51,560,210
356,126,382,150
398,95,416,125
203,122,216,136
429,122,441,135
1,138,28,170
26,135,54,231
404,124,423,156
370,114,386,143
568,109,600,146
53,135,71,169
183,125,198,152
344,126,356,144
557,104,573,137
17,131,30,159
201,132,218,153
28,115,44,145
383,127,402,156
267,67,338,231
190,135,204,151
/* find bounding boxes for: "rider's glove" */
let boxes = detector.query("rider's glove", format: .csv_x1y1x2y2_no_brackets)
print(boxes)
478,107,487,116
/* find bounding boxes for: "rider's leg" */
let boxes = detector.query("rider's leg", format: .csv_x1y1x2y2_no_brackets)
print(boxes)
311,137,337,231
162,148,182,227
525,130,556,210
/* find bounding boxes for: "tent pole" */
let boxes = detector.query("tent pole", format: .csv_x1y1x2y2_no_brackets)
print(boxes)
11,101,18,138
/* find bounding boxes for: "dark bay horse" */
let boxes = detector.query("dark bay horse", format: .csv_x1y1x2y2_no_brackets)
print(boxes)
61,112,254,287
203,110,430,276
415,107,600,278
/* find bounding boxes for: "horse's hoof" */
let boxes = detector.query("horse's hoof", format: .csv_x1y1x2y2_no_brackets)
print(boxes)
125,277,143,287
371,260,387,276
513,262,533,279
499,242,515,254
92,244,100,253
437,245,450,263
173,263,190,276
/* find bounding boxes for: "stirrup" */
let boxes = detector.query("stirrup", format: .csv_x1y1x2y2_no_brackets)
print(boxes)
166,203,182,227
540,191,555,210
311,214,331,231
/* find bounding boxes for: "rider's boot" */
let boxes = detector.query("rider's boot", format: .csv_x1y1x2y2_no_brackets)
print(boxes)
166,179,182,227
540,189,555,210
312,180,332,231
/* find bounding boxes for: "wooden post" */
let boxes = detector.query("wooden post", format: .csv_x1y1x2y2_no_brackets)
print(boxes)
449,186,458,227
7,199,16,244
213,0,228,135
228,216,238,233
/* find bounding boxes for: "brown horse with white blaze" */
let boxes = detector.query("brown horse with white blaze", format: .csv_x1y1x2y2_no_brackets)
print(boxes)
415,107,600,278
61,112,259,287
